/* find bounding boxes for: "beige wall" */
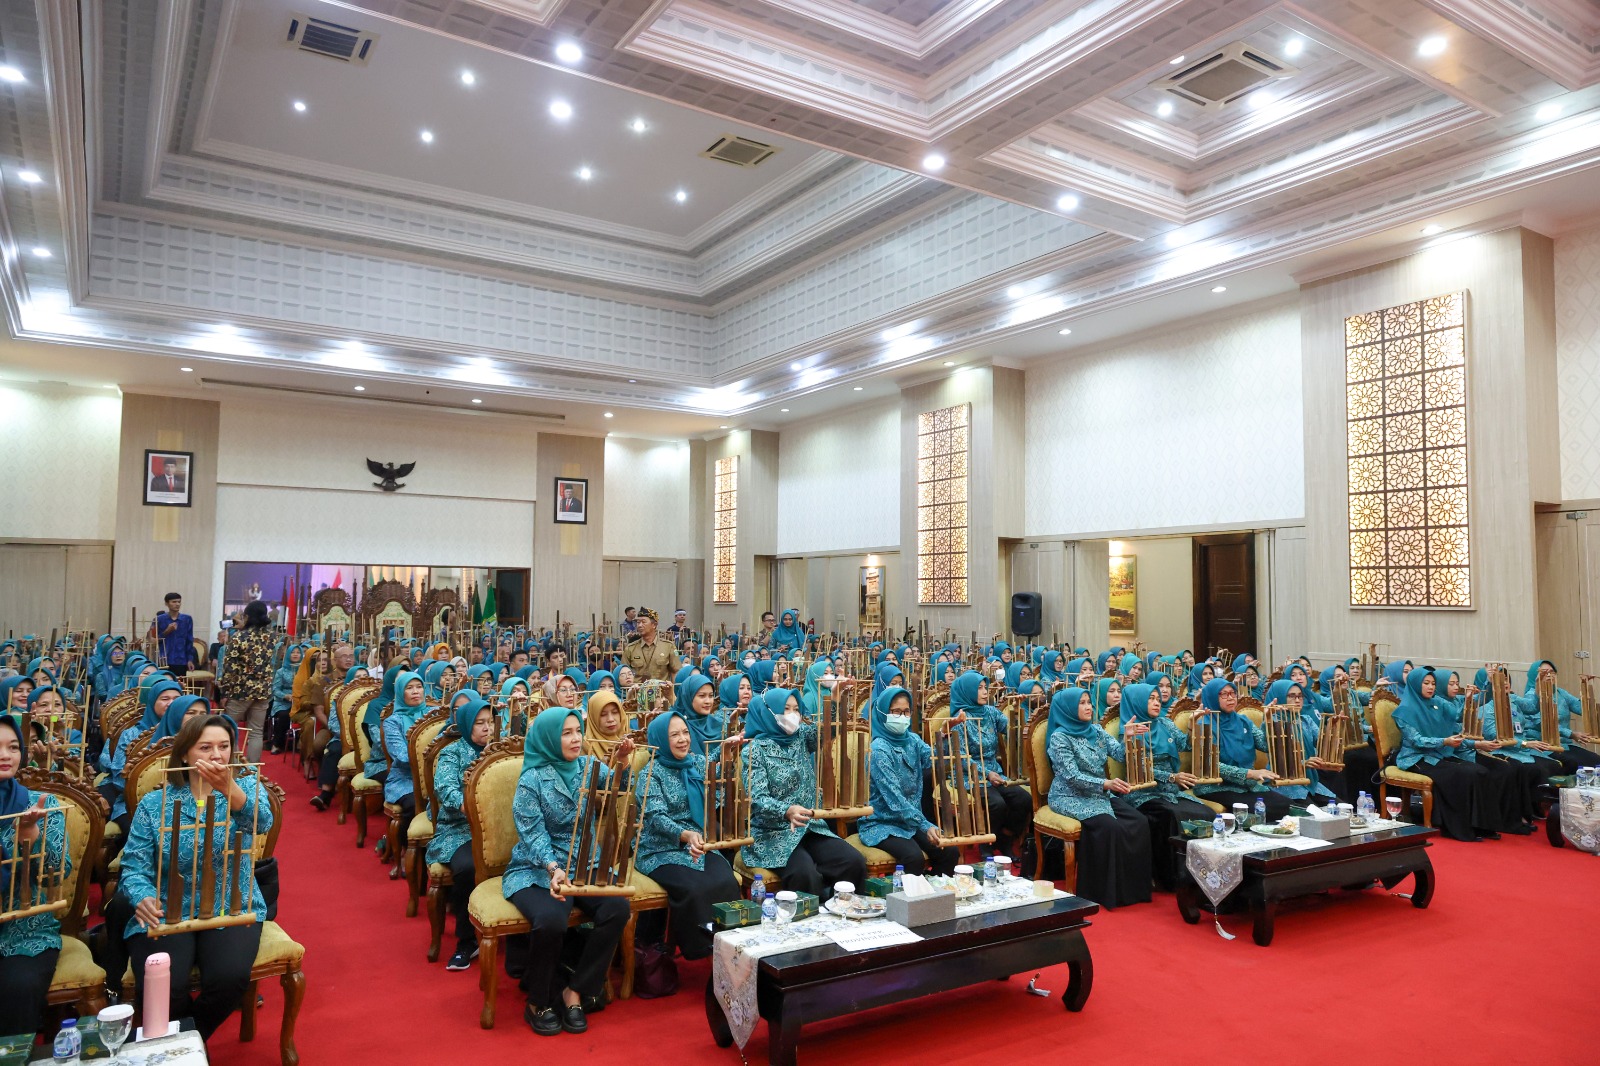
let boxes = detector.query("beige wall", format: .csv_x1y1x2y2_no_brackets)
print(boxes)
111,392,220,638
0,382,121,542
1301,228,1556,668
533,433,605,626
1110,536,1193,653
1555,221,1600,501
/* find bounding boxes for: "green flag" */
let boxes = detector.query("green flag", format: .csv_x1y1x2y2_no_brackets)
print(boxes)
481,585,498,629
470,584,483,626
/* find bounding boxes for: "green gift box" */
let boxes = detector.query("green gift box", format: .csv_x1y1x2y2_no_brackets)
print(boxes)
74,1017,113,1060
863,876,896,899
793,891,820,920
1180,819,1214,839
0,1034,32,1066
712,899,762,930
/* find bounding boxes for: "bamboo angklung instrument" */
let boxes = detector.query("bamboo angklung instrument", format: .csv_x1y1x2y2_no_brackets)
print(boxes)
561,745,649,897
1482,666,1517,744
1581,675,1600,752
700,736,752,851
1263,703,1311,786
0,809,69,924
147,763,266,938
927,717,994,847
1316,679,1356,769
812,677,872,821
1120,723,1158,791
1188,709,1223,784
1537,672,1565,751
997,694,1034,786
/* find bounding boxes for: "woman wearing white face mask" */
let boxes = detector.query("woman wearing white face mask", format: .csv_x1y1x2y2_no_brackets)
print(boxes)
740,689,865,900
857,687,958,875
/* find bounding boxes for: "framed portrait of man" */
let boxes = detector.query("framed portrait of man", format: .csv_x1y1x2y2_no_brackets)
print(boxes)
553,477,588,524
144,449,194,507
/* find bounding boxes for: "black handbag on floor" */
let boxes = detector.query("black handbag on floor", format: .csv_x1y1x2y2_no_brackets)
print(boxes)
631,941,679,999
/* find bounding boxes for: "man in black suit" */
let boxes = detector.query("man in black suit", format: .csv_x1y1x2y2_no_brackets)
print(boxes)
558,483,583,514
149,457,186,495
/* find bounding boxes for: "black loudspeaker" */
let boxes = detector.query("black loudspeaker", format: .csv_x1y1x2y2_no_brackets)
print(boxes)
1010,592,1042,637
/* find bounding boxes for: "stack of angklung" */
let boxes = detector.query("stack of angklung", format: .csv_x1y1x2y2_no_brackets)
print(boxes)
1188,709,1223,784
1537,673,1565,751
0,808,68,924
1316,679,1358,769
148,764,266,937
562,746,650,896
927,717,994,847
812,678,871,821
1263,704,1310,787
699,737,752,851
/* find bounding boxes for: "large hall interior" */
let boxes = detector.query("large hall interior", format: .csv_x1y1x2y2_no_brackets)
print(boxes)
2,1,1599,1064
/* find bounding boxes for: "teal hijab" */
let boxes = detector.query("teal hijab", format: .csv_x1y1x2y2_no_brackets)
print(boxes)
1201,679,1254,767
140,678,184,731
453,693,492,754
1395,665,1459,739
523,706,583,787
675,673,720,755
717,672,746,713
1048,686,1096,741
155,694,209,743
950,671,986,714
745,688,800,745
1038,652,1066,687
870,686,913,749
648,710,705,828
391,671,428,728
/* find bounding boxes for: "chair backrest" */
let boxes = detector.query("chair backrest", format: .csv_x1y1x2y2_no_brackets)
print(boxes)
100,692,140,754
464,739,526,878
1371,690,1402,763
125,743,173,816
1173,696,1199,714
1106,717,1126,778
408,710,451,811
1026,713,1053,810
253,774,286,861
19,769,104,937
421,726,458,819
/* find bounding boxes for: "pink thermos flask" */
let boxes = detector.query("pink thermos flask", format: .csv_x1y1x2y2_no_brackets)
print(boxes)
142,952,172,1037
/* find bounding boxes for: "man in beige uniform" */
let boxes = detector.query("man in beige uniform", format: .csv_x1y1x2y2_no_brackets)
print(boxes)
622,609,681,682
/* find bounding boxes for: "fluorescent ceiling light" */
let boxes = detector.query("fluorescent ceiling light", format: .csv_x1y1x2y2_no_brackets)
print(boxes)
1169,55,1185,66
1211,285,1227,293
471,398,483,404
1057,328,1072,336
603,411,614,418
180,366,193,372
353,385,365,391
853,386,863,391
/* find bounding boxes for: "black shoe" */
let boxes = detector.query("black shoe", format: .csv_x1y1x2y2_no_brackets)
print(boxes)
308,794,329,812
580,994,605,1015
446,946,479,971
526,1005,561,1036
560,1004,587,1034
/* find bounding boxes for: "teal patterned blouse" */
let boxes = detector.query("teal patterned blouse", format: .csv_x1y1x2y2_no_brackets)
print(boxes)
119,778,272,938
959,706,1008,777
502,757,618,897
0,794,67,958
634,753,709,875
424,737,481,865
1191,719,1273,798
1047,727,1125,821
1119,728,1200,811
740,738,836,871
858,735,935,847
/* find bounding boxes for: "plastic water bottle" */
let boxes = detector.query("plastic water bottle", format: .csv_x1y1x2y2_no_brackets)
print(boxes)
749,874,765,905
1212,814,1226,837
1253,798,1266,826
761,892,777,927
53,1019,80,1063
891,865,905,893
983,856,997,886
1358,791,1373,818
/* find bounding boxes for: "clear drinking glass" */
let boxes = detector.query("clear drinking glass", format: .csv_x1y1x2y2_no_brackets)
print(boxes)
1219,813,1236,839
1231,803,1249,829
97,1004,133,1062
775,890,797,927
1385,796,1403,821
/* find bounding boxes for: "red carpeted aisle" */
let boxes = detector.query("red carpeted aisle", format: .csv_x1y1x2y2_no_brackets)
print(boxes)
208,763,1600,1066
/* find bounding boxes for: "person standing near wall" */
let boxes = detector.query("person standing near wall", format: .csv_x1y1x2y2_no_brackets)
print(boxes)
219,601,273,761
150,593,194,676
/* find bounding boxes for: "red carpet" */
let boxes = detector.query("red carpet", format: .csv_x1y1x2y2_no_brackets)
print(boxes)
207,763,1600,1066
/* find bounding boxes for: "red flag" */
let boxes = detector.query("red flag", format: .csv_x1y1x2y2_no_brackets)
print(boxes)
285,582,297,637
332,569,342,589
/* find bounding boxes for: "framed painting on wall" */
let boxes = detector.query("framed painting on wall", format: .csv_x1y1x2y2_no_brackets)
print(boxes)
1109,555,1136,634
553,477,588,524
143,449,194,507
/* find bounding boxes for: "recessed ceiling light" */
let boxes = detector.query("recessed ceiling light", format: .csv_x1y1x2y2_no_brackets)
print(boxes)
549,99,573,121
577,165,593,181
1248,91,1272,110
603,411,614,418
629,118,648,133
674,189,688,204
353,385,366,391
1057,328,1072,336
1056,194,1080,211
0,66,24,84
1421,224,1443,236
179,366,193,373
460,70,476,86
780,408,789,412
922,153,946,172
853,386,863,391
17,169,41,184
292,99,307,113
555,41,584,65
628,378,637,383
1417,36,1447,57
30,246,50,258
719,425,729,430
1169,55,1185,66
419,129,434,144
471,398,482,404
1157,101,1173,118
943,361,955,367
1212,285,1228,293
1535,102,1563,121
1283,37,1304,58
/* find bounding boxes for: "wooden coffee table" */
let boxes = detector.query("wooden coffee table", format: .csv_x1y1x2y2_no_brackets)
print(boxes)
1172,824,1437,946
705,895,1099,1066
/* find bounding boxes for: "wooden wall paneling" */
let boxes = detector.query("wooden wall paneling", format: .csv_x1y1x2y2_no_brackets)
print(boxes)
0,545,68,637
703,431,777,633
1066,540,1110,653
532,433,605,626
63,544,112,634
1534,511,1584,683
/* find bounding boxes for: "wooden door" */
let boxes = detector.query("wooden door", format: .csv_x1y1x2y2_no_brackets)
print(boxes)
1535,509,1600,681
1193,534,1256,658
0,544,112,637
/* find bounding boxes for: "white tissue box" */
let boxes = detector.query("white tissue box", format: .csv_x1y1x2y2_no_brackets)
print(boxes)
1297,813,1351,840
884,889,956,927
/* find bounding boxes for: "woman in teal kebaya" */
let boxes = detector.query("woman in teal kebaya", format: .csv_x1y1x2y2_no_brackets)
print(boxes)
858,687,957,876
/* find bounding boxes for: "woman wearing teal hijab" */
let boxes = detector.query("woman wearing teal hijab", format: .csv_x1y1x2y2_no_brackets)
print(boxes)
1466,668,1559,824
503,707,632,1036
1113,682,1214,889
768,610,805,652
1432,669,1530,832
1392,665,1512,841
380,670,428,873
1513,660,1600,775
950,671,1032,858
633,709,741,960
1044,687,1152,908
741,689,865,900
427,692,496,970
1188,679,1292,820
101,676,183,833
858,686,956,875
675,672,725,758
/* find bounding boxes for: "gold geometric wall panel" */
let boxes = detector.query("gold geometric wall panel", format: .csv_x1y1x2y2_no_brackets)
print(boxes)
916,403,970,605
1345,291,1470,608
713,455,737,604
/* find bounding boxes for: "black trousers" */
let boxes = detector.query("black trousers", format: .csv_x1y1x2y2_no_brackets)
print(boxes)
1510,754,1564,818
1202,789,1292,821
1341,743,1380,804
317,738,342,793
1551,745,1600,775
643,852,741,960
872,830,959,876
1410,758,1509,840
1133,796,1216,891
391,793,416,841
985,783,1033,849
0,948,58,1037
447,843,478,952
1075,796,1152,910
128,922,263,1039
507,886,629,1010
774,832,867,901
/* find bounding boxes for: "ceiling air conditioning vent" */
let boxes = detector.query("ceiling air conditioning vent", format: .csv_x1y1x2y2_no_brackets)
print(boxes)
286,15,377,64
1156,42,1297,111
699,135,779,168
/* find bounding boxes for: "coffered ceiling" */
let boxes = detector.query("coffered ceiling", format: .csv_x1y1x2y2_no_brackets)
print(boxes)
1,0,1599,433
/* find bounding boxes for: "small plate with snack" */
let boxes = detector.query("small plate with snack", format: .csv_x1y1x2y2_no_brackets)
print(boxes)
1249,818,1300,838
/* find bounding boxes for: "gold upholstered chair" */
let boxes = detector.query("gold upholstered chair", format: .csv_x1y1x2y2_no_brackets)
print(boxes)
1370,691,1432,826
1025,711,1081,893
398,709,449,917
333,681,379,826
422,724,462,962
345,700,385,850
17,770,110,1020
463,739,539,1029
